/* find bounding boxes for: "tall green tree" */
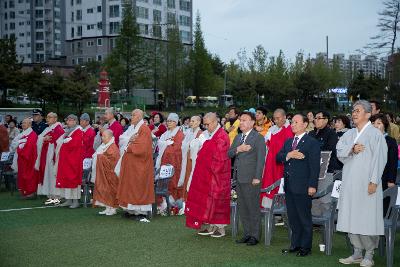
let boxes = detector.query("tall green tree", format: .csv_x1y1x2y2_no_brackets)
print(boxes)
0,36,22,105
105,2,147,93
187,12,214,104
66,66,95,115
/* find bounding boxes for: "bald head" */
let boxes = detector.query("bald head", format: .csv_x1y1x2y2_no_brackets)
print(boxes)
203,112,218,133
101,129,114,144
273,108,287,128
104,108,116,122
131,109,144,125
22,118,32,130
190,115,201,129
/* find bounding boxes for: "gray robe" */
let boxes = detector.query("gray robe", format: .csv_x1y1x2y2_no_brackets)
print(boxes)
336,123,387,236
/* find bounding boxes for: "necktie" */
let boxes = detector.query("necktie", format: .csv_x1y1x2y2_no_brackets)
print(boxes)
291,137,299,150
240,134,246,144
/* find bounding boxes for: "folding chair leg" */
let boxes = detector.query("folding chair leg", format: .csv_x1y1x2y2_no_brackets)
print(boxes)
230,204,238,238
386,229,394,267
264,212,273,246
166,195,171,216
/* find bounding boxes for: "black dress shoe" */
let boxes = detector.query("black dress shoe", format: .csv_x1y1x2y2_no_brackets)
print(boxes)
296,248,311,257
122,212,134,219
282,247,301,254
246,237,259,246
235,236,251,244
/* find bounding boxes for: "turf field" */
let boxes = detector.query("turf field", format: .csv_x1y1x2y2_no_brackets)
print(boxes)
0,192,398,267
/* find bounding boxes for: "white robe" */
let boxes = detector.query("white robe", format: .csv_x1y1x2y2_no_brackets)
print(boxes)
178,127,201,187
336,122,387,235
155,127,180,169
36,122,64,197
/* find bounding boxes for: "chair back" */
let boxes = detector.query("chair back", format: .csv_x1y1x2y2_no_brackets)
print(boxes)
383,186,399,220
155,164,174,195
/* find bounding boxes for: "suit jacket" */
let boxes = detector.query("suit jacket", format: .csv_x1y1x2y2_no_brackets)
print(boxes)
276,134,321,195
382,135,398,189
228,129,266,183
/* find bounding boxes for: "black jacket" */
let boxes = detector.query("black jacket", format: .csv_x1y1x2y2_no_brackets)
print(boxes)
382,135,398,190
276,134,321,195
32,120,48,135
308,126,341,172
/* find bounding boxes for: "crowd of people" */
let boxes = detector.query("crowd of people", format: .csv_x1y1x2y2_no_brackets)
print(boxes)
0,99,399,266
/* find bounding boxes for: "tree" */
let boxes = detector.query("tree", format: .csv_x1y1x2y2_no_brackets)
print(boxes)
294,59,319,107
105,2,147,93
43,70,67,115
366,0,400,55
186,12,214,104
0,36,22,105
348,71,386,101
66,66,95,115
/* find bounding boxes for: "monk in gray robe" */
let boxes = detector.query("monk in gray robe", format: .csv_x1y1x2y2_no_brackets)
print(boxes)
337,100,387,267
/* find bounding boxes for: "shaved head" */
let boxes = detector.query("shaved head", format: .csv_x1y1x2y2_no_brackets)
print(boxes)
191,115,201,122
204,112,217,122
274,108,286,117
22,118,32,130
131,109,144,125
103,129,113,138
101,129,114,144
132,109,144,119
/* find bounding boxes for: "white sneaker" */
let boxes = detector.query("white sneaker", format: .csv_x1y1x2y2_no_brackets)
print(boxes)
338,256,363,265
44,198,54,205
53,199,61,205
360,259,374,267
105,208,117,216
211,228,226,238
98,208,108,215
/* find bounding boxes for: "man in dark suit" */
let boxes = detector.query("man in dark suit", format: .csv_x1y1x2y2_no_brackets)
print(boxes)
228,111,266,246
277,114,320,257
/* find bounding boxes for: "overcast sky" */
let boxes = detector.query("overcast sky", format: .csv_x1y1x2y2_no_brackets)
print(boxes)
192,0,383,63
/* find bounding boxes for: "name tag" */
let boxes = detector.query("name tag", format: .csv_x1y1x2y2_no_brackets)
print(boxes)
1,152,10,162
331,180,342,198
83,158,92,170
159,165,174,178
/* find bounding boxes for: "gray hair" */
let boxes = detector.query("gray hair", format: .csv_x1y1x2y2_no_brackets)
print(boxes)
132,109,144,119
274,108,286,116
191,115,201,122
203,112,217,121
47,112,58,118
105,108,116,116
353,100,372,113
103,129,114,138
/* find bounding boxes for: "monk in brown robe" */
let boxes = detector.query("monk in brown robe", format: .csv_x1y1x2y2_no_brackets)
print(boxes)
0,123,9,153
92,129,120,216
155,113,184,207
117,109,155,221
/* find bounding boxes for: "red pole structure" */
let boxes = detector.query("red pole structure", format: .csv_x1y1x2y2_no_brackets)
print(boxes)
98,70,110,108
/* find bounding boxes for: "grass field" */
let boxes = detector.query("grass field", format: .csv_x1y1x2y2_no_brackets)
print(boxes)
0,192,398,267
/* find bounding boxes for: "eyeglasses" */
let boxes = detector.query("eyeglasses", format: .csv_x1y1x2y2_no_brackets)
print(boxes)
352,109,362,114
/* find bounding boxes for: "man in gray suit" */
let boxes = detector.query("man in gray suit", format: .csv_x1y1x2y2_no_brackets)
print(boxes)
228,111,266,246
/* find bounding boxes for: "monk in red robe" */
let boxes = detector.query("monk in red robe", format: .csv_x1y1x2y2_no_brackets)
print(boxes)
80,113,96,159
36,112,64,205
117,109,155,221
261,108,294,208
155,113,184,207
186,112,231,238
92,129,120,216
11,118,38,198
102,108,123,147
56,114,84,209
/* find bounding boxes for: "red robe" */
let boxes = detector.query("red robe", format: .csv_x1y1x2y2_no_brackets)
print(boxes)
186,127,231,229
56,128,84,188
260,125,294,202
108,120,124,147
149,123,167,138
82,127,96,159
36,124,64,185
17,130,38,196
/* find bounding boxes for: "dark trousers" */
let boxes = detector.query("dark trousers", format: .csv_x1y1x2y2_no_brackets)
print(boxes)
237,182,261,240
286,192,313,249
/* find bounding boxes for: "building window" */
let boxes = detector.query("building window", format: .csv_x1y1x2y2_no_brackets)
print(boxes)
153,9,161,23
87,8,93,14
77,57,84,64
152,25,161,38
19,21,24,26
19,32,24,37
87,57,94,62
179,0,190,11
76,0,81,4
35,10,44,18
109,22,120,34
180,30,190,42
9,22,15,30
179,15,190,26
97,22,102,29
72,58,76,65
167,0,175,8
18,11,24,15
35,0,43,6
167,12,176,24
153,0,161,5
36,43,44,51
97,55,102,61
36,31,44,40
71,27,74,38
87,24,95,30
110,38,115,48
76,10,82,20
109,5,119,18
136,7,148,19
97,38,102,46
70,0,73,6
10,11,15,19
9,0,15,8
138,24,148,35
87,40,94,47
97,5,101,12
77,25,82,36
35,20,43,29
